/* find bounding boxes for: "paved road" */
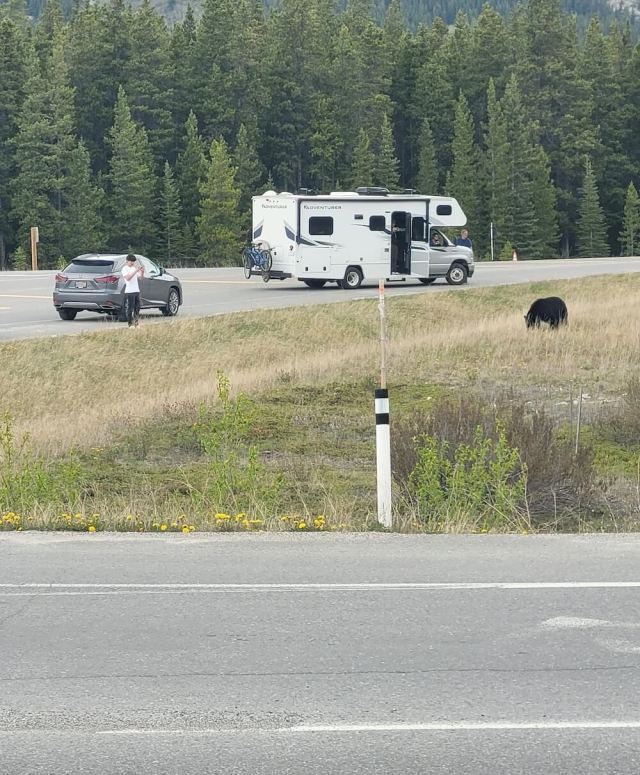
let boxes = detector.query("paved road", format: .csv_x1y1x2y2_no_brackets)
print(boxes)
1,533,640,773
1,257,639,341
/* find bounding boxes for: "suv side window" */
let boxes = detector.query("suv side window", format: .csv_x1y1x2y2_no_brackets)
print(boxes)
139,256,160,277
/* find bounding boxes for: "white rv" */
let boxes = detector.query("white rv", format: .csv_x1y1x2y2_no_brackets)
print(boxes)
250,188,474,289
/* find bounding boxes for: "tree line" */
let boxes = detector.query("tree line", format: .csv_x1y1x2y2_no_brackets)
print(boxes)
1,0,640,269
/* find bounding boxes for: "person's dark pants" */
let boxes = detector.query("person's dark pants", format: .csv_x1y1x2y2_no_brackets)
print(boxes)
124,292,140,325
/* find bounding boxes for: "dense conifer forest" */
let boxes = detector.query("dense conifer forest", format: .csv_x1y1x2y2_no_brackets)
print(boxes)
1,0,639,267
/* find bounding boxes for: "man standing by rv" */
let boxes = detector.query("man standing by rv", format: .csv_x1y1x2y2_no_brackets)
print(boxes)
122,253,144,327
456,229,473,249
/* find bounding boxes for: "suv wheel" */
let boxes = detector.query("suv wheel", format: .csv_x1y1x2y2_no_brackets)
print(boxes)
161,288,180,317
58,308,78,321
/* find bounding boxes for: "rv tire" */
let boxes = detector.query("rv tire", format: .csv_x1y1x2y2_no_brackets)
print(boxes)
446,262,468,286
303,279,327,289
341,266,363,290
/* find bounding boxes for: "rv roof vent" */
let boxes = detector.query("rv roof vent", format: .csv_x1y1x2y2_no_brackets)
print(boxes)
297,187,317,196
355,187,389,196
401,188,418,195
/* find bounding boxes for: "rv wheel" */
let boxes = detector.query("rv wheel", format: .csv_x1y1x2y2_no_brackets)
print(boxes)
341,267,363,290
445,262,468,286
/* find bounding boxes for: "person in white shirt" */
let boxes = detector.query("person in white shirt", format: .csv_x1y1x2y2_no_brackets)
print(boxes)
121,254,144,327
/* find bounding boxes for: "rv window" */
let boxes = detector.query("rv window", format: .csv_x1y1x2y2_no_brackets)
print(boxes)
412,217,426,241
436,204,452,216
309,217,334,235
369,216,386,231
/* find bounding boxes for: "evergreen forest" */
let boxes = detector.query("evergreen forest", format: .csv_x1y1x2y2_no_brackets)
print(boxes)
1,0,640,268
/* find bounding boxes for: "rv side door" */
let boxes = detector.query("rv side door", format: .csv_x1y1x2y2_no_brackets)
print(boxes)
410,217,429,277
390,211,411,274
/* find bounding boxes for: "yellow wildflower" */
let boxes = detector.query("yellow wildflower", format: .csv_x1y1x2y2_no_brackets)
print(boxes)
87,525,96,533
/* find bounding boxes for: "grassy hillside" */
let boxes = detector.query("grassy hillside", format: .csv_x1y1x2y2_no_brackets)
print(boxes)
2,274,640,533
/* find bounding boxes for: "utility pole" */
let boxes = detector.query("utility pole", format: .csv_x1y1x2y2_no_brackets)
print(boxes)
490,221,495,262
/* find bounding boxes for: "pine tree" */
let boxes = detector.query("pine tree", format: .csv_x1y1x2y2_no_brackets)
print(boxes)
529,144,558,258
34,0,64,72
63,141,104,258
499,76,539,258
576,157,609,257
309,95,343,192
483,79,509,258
350,129,375,188
0,0,29,30
197,138,242,266
177,111,207,228
620,182,639,256
414,118,438,195
170,4,198,136
124,0,174,166
374,114,400,190
158,161,181,263
11,33,77,266
0,17,31,263
447,92,479,234
67,0,133,173
514,0,596,254
234,124,265,230
106,86,156,253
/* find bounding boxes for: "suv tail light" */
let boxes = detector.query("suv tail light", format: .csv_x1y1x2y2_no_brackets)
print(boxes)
95,275,119,284
55,274,67,283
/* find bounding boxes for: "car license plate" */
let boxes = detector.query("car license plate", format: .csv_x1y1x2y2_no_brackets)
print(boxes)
75,281,87,288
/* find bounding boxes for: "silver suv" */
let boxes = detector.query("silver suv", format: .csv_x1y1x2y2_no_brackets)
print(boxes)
53,254,182,321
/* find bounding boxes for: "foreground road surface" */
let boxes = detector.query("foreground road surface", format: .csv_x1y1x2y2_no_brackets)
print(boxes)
1,533,640,774
1,256,639,340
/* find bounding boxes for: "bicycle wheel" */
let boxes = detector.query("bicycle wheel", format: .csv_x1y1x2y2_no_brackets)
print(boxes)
243,249,252,279
261,249,273,272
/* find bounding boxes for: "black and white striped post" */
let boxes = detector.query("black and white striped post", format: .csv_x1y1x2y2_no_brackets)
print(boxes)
376,279,392,528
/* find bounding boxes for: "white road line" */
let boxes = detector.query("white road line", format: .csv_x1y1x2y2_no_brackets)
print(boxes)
93,721,640,736
1,581,640,595
286,721,640,733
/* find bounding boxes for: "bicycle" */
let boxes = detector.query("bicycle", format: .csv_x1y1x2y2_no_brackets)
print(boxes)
242,244,273,282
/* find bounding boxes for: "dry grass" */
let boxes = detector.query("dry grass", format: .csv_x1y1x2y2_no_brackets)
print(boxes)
1,273,639,455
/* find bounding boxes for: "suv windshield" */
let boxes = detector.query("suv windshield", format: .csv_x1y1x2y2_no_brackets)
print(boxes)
65,260,116,274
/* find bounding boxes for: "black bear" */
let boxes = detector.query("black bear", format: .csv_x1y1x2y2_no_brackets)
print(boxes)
524,297,568,329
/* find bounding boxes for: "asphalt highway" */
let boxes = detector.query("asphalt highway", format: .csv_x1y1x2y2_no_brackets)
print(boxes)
1,533,640,774
1,256,639,340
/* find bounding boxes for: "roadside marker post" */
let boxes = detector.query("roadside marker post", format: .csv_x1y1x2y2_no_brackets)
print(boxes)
30,226,39,271
375,279,392,528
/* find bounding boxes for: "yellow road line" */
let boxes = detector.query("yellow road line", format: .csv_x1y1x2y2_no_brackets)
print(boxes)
0,306,9,310
0,293,51,300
